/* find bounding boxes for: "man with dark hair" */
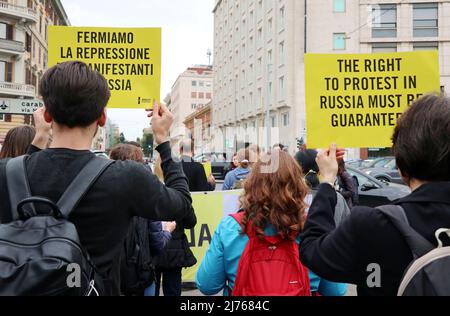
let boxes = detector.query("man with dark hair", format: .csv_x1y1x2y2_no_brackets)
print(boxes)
300,94,450,296
0,61,193,296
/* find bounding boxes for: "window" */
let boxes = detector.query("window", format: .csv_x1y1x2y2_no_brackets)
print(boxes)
334,0,346,12
282,113,290,127
26,33,32,52
199,81,204,87
0,23,12,40
0,114,4,122
268,18,273,34
279,77,285,100
0,61,12,82
413,42,439,51
205,81,212,87
206,93,212,99
372,4,397,38
191,92,197,98
268,49,273,63
199,92,204,99
333,33,346,50
192,81,197,87
191,104,197,110
279,6,285,29
372,43,397,53
413,3,438,37
279,41,285,64
271,115,277,128
268,82,273,104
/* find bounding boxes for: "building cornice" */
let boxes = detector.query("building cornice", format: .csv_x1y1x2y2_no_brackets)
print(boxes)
52,0,70,26
212,0,222,14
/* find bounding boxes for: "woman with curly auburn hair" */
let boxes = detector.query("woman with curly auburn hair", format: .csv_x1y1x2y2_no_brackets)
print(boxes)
196,150,347,296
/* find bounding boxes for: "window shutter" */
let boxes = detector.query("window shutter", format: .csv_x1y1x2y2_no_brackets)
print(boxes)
6,24,13,41
5,62,12,82
5,114,12,122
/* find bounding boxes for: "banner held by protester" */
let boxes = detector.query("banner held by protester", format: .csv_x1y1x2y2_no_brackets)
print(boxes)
48,26,161,109
305,51,440,148
182,191,241,283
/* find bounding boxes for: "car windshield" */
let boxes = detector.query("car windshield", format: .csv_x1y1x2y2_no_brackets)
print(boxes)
373,158,392,168
347,169,380,189
361,160,374,168
383,159,397,170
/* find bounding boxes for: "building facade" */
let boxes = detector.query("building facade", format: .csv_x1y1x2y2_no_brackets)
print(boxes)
184,101,212,154
212,0,450,156
0,0,69,145
168,65,213,144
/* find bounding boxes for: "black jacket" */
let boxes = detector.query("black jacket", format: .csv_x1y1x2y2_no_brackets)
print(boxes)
0,142,192,296
300,182,450,296
181,156,215,192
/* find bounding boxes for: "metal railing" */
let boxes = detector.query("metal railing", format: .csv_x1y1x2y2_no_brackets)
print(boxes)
0,82,35,96
0,38,25,53
0,2,38,21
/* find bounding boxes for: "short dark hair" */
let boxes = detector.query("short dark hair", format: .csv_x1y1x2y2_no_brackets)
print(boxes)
393,94,450,182
39,61,110,128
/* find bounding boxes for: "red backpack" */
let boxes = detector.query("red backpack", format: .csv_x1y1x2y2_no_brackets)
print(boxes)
230,212,311,296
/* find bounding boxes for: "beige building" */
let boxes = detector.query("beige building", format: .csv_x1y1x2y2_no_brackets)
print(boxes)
212,0,450,157
0,0,69,145
167,65,213,144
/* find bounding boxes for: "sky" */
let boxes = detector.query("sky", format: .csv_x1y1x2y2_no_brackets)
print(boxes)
60,0,214,141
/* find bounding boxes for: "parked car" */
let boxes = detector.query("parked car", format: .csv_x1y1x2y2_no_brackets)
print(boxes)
93,150,109,159
194,152,231,181
346,167,410,208
347,159,376,169
363,159,403,184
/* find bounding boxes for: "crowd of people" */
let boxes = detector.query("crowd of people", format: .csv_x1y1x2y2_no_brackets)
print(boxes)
0,61,449,296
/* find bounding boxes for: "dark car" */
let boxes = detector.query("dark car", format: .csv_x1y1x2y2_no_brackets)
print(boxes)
194,152,231,181
346,167,410,208
364,159,403,184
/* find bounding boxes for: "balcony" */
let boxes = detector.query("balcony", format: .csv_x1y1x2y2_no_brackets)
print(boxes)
0,2,38,24
0,38,25,55
0,82,35,98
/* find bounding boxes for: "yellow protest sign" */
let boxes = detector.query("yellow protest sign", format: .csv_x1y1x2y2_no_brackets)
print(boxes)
48,26,161,109
305,51,440,148
202,162,212,177
182,191,241,283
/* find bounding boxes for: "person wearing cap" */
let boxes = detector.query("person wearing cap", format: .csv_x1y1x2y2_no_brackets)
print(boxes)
223,148,251,191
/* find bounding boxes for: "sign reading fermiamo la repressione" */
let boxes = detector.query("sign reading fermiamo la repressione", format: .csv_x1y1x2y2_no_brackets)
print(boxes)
48,26,161,109
305,51,440,149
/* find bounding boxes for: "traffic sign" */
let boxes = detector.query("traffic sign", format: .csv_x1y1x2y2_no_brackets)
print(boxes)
0,98,44,115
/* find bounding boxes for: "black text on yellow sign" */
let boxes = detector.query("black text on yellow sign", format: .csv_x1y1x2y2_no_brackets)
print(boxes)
48,26,161,109
305,51,440,148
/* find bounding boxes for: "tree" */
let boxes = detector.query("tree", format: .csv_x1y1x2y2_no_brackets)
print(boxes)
141,133,154,158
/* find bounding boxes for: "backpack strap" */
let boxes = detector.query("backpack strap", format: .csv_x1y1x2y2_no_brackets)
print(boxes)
57,157,114,218
377,205,435,258
6,155,36,221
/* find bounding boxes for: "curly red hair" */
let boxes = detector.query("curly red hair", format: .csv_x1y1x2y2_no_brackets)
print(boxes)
239,150,309,240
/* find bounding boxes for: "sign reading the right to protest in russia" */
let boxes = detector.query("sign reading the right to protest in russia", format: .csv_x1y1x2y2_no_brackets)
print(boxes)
48,26,161,109
305,51,440,148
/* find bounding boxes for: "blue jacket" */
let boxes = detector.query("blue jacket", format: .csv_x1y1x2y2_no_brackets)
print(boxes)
223,167,251,190
196,216,348,296
148,221,171,255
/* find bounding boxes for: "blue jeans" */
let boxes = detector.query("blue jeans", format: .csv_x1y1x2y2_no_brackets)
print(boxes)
144,282,156,296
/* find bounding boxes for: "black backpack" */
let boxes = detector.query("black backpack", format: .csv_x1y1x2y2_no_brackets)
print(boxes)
120,217,155,296
378,205,450,296
0,155,113,296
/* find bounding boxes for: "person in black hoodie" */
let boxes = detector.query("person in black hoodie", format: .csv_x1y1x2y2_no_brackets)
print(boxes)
300,94,450,296
179,139,216,192
153,153,198,296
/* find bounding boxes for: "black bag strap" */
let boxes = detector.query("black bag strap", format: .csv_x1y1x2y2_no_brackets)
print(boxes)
377,205,435,258
57,157,114,218
6,155,35,221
